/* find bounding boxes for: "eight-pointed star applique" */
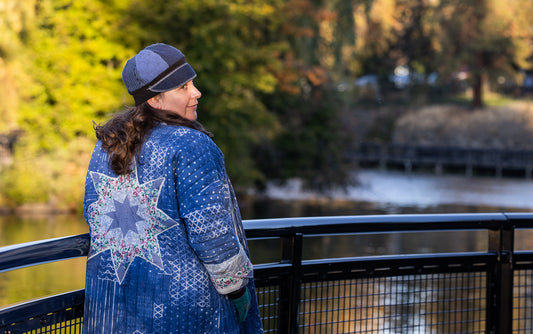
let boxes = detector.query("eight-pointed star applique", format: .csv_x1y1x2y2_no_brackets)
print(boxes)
106,196,144,236
87,167,178,283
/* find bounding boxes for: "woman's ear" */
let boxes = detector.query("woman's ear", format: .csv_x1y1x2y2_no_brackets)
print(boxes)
147,95,161,109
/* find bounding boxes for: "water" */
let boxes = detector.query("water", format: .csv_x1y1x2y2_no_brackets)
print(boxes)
0,214,89,308
263,169,533,213
2,169,533,308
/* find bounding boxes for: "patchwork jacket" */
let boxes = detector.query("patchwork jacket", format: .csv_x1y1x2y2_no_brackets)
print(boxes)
82,124,263,333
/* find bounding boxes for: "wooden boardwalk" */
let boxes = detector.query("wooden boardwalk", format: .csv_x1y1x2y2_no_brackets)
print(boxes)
352,142,533,178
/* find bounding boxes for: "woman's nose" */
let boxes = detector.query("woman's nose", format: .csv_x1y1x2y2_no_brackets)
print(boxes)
192,84,202,99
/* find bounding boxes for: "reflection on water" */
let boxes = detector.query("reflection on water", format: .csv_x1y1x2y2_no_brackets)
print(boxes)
302,230,486,260
2,170,533,309
298,273,487,333
0,214,89,307
248,230,488,264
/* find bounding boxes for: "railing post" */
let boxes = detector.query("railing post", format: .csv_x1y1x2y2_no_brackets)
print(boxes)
279,233,303,334
487,219,514,334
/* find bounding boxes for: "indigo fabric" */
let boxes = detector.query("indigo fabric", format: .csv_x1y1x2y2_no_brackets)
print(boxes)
82,125,263,333
122,43,197,105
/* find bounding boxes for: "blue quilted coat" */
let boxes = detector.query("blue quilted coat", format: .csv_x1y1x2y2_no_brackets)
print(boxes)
82,124,263,333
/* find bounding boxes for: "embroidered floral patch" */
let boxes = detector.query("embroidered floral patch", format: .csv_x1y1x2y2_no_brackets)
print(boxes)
211,260,252,291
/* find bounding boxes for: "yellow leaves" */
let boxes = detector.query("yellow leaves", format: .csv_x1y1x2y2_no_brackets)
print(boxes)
0,136,93,208
0,0,36,35
228,1,276,18
369,0,401,32
254,72,277,94
319,15,335,44
0,58,19,130
353,0,398,56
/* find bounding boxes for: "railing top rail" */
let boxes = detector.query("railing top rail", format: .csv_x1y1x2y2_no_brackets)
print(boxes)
0,234,90,273
243,213,516,237
2,213,533,274
504,212,533,226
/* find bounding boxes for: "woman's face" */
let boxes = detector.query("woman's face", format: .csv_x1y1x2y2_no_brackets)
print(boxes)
152,80,202,121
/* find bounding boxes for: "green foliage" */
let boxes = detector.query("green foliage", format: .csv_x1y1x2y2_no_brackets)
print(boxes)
1,137,93,209
0,0,36,131
237,0,362,191
254,85,353,191
1,0,131,208
19,0,131,148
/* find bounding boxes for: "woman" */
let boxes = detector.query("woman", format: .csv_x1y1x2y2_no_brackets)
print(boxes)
82,43,263,333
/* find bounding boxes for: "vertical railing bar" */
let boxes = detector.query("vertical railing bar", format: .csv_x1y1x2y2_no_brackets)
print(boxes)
290,233,303,334
278,235,292,334
279,233,303,334
499,218,514,334
487,228,498,334
487,217,514,334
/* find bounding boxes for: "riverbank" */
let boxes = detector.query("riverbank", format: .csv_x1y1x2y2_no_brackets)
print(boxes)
0,203,77,217
392,101,533,150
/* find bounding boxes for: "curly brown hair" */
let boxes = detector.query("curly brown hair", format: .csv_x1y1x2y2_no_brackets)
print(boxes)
95,102,212,175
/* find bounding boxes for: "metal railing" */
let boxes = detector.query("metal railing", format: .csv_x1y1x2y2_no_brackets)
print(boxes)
2,213,533,333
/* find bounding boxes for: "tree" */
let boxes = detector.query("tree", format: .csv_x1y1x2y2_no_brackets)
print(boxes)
0,0,131,208
392,0,440,100
436,0,533,108
0,0,36,132
250,0,367,191
352,0,399,78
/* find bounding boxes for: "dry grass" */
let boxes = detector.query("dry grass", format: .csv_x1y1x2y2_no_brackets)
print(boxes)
393,101,533,149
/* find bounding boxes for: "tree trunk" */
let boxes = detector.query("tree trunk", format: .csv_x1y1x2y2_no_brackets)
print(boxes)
471,71,484,109
471,51,485,109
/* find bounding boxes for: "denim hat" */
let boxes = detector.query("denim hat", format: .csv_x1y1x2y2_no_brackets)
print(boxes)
122,43,197,106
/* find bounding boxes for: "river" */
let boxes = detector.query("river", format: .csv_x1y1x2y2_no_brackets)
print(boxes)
2,169,533,308
262,169,533,213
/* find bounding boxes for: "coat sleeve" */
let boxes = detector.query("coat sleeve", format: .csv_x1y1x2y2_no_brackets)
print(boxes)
175,133,252,295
